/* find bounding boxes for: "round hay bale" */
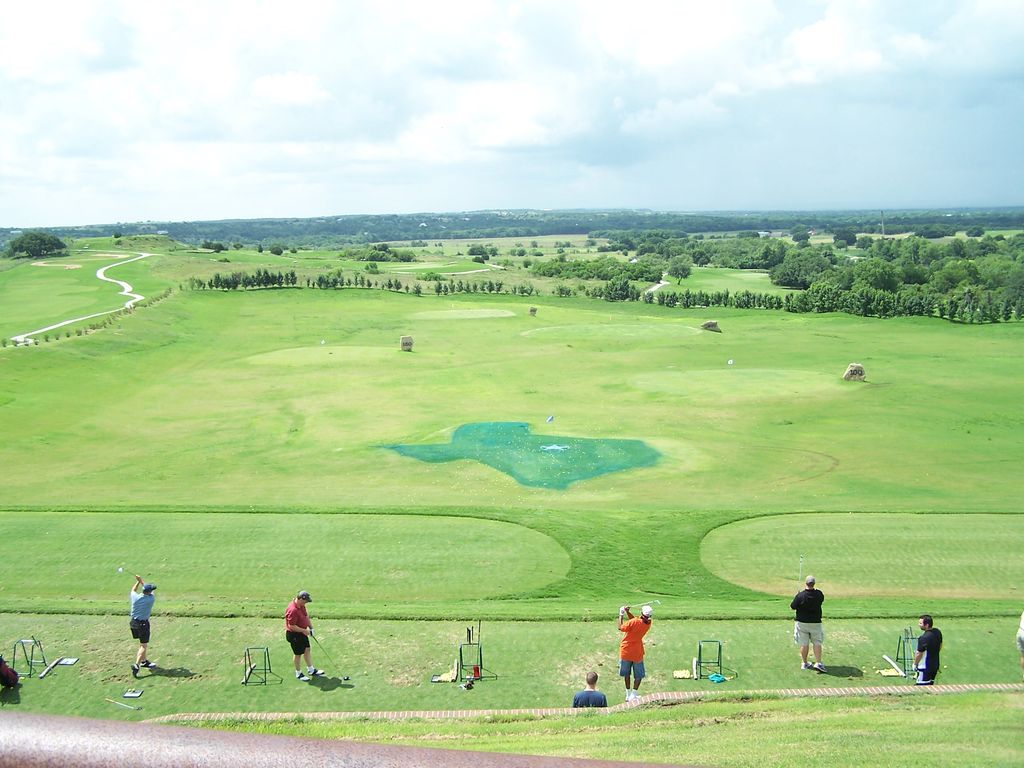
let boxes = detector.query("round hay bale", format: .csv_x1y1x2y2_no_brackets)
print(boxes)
843,362,865,381
700,320,721,333
400,335,414,352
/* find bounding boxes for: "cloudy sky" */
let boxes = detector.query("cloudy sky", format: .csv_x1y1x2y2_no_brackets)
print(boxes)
1,1,1022,227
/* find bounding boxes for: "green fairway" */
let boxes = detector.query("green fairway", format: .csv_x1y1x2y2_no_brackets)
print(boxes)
2,290,1021,516
669,266,796,296
0,252,163,340
0,512,569,615
701,513,1024,599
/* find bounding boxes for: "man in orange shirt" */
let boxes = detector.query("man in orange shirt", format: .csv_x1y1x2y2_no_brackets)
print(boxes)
618,604,653,701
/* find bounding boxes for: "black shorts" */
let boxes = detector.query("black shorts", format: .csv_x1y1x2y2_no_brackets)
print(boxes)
286,631,310,655
130,619,151,644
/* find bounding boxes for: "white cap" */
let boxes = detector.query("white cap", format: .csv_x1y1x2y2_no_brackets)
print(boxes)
641,604,653,617
805,575,816,585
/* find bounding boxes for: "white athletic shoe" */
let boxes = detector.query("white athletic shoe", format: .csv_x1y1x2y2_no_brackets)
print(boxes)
307,668,325,677
296,671,310,681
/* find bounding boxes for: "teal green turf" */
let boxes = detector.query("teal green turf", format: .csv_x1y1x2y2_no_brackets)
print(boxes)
386,421,660,489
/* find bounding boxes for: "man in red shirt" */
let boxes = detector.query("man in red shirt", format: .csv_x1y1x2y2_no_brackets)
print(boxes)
284,590,325,681
618,604,652,701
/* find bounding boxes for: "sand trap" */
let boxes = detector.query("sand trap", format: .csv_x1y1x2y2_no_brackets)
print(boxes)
32,261,82,269
410,309,515,320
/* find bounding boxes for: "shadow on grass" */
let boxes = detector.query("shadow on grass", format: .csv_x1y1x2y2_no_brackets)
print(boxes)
149,666,195,679
309,676,354,692
819,665,864,678
0,685,21,706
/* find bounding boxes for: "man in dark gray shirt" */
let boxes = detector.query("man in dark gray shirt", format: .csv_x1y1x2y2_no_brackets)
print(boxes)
790,575,825,672
572,671,608,708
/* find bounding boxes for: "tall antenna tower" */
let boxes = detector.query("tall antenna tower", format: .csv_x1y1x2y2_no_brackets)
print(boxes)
880,210,885,237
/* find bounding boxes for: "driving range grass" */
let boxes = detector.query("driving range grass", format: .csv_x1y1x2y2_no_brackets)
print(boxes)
1,243,1022,762
2,289,1023,516
3,612,1018,720
701,513,1024,599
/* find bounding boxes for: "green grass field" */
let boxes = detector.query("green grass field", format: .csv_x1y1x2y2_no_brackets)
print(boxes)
199,693,1024,768
666,266,794,296
1,238,1021,766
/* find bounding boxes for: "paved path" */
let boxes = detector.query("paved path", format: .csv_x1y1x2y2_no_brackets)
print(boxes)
12,251,152,345
146,681,1023,724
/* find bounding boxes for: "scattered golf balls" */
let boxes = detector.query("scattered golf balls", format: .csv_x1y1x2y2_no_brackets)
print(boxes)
727,359,734,365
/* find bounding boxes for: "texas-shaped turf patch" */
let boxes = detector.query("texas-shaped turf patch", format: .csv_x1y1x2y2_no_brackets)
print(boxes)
385,422,660,489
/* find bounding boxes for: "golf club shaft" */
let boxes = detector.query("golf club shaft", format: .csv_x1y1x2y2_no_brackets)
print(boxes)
311,633,336,666
105,698,139,710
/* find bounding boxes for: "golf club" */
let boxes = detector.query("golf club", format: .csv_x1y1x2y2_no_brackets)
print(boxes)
310,633,336,666
105,698,140,711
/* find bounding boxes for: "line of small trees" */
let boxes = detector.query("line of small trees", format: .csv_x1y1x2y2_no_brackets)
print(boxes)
189,270,299,290
586,277,787,309
190,270,538,297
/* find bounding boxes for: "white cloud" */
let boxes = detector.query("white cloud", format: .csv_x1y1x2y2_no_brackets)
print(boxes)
250,73,331,107
0,1,1021,225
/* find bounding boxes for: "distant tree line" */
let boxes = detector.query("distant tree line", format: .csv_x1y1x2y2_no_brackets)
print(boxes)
9,208,1023,251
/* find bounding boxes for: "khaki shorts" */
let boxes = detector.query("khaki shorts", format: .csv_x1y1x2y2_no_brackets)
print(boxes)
794,621,824,646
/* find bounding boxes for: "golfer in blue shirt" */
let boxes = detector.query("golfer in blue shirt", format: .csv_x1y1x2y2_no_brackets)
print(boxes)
129,575,158,678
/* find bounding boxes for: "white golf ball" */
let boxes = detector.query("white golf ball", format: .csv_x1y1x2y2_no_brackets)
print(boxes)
727,359,734,365
117,567,123,573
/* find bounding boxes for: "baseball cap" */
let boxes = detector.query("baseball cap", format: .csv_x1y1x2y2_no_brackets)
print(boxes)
142,583,157,593
297,590,312,601
641,604,653,617
805,575,816,585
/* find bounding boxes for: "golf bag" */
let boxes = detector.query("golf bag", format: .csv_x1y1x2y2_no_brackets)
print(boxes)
0,655,18,688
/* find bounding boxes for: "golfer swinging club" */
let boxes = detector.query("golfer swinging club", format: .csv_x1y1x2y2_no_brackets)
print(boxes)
285,590,325,681
129,575,157,678
618,604,653,702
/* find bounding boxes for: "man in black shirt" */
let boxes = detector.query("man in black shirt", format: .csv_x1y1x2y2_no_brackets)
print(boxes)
914,614,942,685
790,575,825,672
